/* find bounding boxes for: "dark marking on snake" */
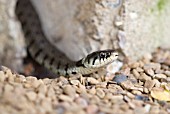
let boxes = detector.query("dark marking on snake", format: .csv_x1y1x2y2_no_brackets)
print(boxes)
42,54,48,65
92,56,98,65
34,48,43,58
65,63,69,75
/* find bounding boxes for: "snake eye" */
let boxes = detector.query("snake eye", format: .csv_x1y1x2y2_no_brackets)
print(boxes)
99,52,105,58
106,52,111,58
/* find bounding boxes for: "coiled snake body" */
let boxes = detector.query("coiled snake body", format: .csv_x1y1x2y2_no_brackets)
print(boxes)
15,0,118,76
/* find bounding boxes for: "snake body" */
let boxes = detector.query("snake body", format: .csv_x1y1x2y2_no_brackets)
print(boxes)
15,0,118,76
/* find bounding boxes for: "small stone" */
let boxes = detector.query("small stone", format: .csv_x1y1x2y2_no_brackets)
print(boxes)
136,67,144,72
165,71,170,77
23,83,32,88
63,85,76,97
70,80,80,86
132,90,142,95
15,75,26,83
144,80,155,90
143,88,149,94
149,106,160,114
144,68,154,76
120,80,134,90
26,76,37,82
154,73,167,79
88,86,96,95
113,74,127,84
130,62,140,69
25,91,37,101
41,98,52,112
144,104,151,113
126,92,135,99
37,84,47,94
46,86,55,98
96,88,105,98
87,77,99,84
135,95,149,101
75,97,88,108
96,82,107,88
153,79,161,87
58,95,73,102
77,83,86,93
132,69,140,79
4,84,14,94
139,73,151,81
0,71,6,82
86,104,98,114
110,95,124,103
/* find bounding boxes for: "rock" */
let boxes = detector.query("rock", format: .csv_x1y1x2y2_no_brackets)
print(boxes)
144,80,155,90
0,71,6,82
86,104,98,114
87,77,99,85
75,97,88,108
88,86,96,95
165,71,170,77
135,95,149,101
25,91,37,101
138,73,151,81
154,74,167,79
63,85,76,98
96,88,105,99
120,80,134,90
4,84,14,94
132,69,140,79
113,74,128,84
70,80,80,86
37,84,47,94
145,68,155,77
132,90,142,95
58,95,73,102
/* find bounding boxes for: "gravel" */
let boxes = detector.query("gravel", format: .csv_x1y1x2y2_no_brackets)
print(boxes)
0,48,170,114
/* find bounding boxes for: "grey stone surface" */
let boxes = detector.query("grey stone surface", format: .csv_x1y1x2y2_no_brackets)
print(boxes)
0,0,26,72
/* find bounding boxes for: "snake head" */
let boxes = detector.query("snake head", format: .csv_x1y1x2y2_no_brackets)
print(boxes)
83,49,118,68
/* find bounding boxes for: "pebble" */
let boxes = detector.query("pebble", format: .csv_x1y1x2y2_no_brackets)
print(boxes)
120,80,134,90
96,82,107,88
86,104,98,114
25,91,37,101
144,68,154,76
0,71,6,82
87,77,99,84
96,88,105,98
165,71,170,77
144,80,155,90
126,92,135,99
37,84,47,94
58,95,73,102
132,69,140,79
139,73,151,81
113,74,128,84
132,90,142,95
4,84,14,93
46,86,55,98
154,73,167,79
135,95,149,101
70,80,80,86
88,86,96,95
75,97,88,108
63,85,76,97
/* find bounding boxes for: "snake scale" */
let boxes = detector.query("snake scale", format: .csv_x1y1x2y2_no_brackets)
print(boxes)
15,0,119,76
